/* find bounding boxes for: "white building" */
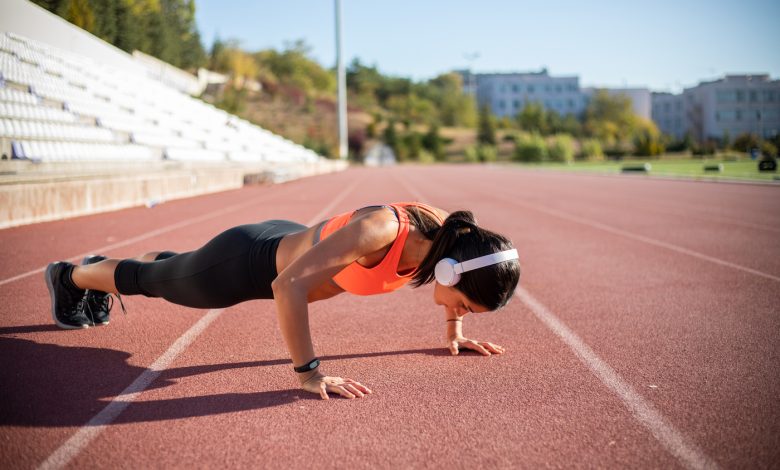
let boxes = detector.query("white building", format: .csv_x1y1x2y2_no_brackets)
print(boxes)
459,69,587,118
459,69,651,122
651,92,687,139
681,74,780,142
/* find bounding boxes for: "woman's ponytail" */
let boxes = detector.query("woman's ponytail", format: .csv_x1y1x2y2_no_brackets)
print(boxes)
410,211,479,288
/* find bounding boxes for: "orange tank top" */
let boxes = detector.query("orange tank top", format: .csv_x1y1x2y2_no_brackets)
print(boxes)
316,202,444,296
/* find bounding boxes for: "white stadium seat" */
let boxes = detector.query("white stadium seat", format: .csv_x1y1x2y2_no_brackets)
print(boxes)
0,32,329,164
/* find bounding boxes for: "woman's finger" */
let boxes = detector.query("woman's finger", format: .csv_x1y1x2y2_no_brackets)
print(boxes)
449,340,459,355
465,340,491,356
331,385,355,399
484,342,504,354
344,383,365,398
320,381,329,400
350,381,373,394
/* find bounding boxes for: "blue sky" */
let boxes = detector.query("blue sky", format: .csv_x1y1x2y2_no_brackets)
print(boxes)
195,0,780,93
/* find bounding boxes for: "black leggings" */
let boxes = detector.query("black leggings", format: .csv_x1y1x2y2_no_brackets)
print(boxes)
114,220,306,308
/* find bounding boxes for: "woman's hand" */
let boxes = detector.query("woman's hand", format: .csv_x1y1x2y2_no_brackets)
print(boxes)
300,372,373,400
448,336,506,356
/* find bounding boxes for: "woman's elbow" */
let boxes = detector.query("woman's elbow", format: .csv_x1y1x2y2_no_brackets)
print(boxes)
272,275,303,298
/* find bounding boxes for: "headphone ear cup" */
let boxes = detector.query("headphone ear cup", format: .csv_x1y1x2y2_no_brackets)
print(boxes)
435,258,460,286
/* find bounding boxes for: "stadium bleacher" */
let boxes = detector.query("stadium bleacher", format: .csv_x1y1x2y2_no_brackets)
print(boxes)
0,29,344,229
0,31,324,165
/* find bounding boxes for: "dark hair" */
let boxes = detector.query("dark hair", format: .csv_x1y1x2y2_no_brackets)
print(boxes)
409,210,521,311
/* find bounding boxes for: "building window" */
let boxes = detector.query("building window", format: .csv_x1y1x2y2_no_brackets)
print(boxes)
719,110,736,121
512,84,519,93
498,100,505,110
717,91,737,103
555,85,562,93
735,110,742,121
736,90,745,102
528,85,534,93
568,99,574,108
749,91,758,102
513,100,519,109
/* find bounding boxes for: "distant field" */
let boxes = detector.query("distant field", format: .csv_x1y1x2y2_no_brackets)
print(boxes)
509,157,780,182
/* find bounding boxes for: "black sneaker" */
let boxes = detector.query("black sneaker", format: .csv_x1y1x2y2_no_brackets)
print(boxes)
81,255,111,326
45,262,91,329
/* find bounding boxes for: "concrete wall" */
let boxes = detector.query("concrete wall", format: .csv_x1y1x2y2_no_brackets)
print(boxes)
0,166,245,229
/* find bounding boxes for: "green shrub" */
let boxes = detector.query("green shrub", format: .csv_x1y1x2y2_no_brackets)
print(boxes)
761,141,778,158
547,134,575,163
733,133,760,152
579,138,604,161
691,140,717,156
513,133,547,162
464,146,479,163
464,145,497,163
418,149,436,164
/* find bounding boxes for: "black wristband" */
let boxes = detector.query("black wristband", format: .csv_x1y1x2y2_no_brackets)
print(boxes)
294,358,321,373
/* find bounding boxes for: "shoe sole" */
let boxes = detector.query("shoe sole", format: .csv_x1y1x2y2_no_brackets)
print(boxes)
45,262,89,330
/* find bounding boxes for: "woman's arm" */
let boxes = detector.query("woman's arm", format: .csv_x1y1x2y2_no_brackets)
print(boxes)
271,210,398,399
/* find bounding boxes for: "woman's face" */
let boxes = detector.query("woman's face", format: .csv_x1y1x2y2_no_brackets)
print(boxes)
433,283,489,317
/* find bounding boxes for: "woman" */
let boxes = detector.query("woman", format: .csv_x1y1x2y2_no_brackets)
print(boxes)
45,202,521,400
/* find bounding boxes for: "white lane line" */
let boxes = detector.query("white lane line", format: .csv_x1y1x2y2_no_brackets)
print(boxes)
392,168,429,203
409,180,718,468
4,177,360,288
38,308,223,470
36,179,359,470
516,287,720,470
508,198,780,283
302,179,360,225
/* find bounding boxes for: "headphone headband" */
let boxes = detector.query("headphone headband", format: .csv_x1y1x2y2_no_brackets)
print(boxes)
435,249,519,287
453,249,519,274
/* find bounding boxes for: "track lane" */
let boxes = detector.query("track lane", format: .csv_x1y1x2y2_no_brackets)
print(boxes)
2,166,778,468
67,167,680,468
0,170,360,469
401,165,780,467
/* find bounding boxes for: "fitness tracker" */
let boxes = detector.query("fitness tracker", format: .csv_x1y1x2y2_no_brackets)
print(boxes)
294,358,321,373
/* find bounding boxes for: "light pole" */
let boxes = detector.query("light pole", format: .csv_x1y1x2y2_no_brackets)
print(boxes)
335,0,347,159
463,51,480,97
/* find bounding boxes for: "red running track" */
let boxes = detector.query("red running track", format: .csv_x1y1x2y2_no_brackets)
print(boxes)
1,165,778,469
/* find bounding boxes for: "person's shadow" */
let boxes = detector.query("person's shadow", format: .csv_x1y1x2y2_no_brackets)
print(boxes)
0,326,449,427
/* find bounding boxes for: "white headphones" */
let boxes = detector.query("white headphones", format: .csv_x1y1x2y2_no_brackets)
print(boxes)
434,249,519,286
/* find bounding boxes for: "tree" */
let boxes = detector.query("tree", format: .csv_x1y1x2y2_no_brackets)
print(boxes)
421,124,445,161
516,102,549,134
57,0,95,32
477,105,496,145
421,73,477,127
584,90,637,147
253,40,336,96
632,119,665,157
732,133,760,152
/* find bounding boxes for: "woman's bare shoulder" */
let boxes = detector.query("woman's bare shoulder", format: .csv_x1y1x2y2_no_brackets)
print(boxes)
426,205,449,222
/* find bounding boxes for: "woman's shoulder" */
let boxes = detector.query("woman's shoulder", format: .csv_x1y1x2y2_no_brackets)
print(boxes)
393,202,448,223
